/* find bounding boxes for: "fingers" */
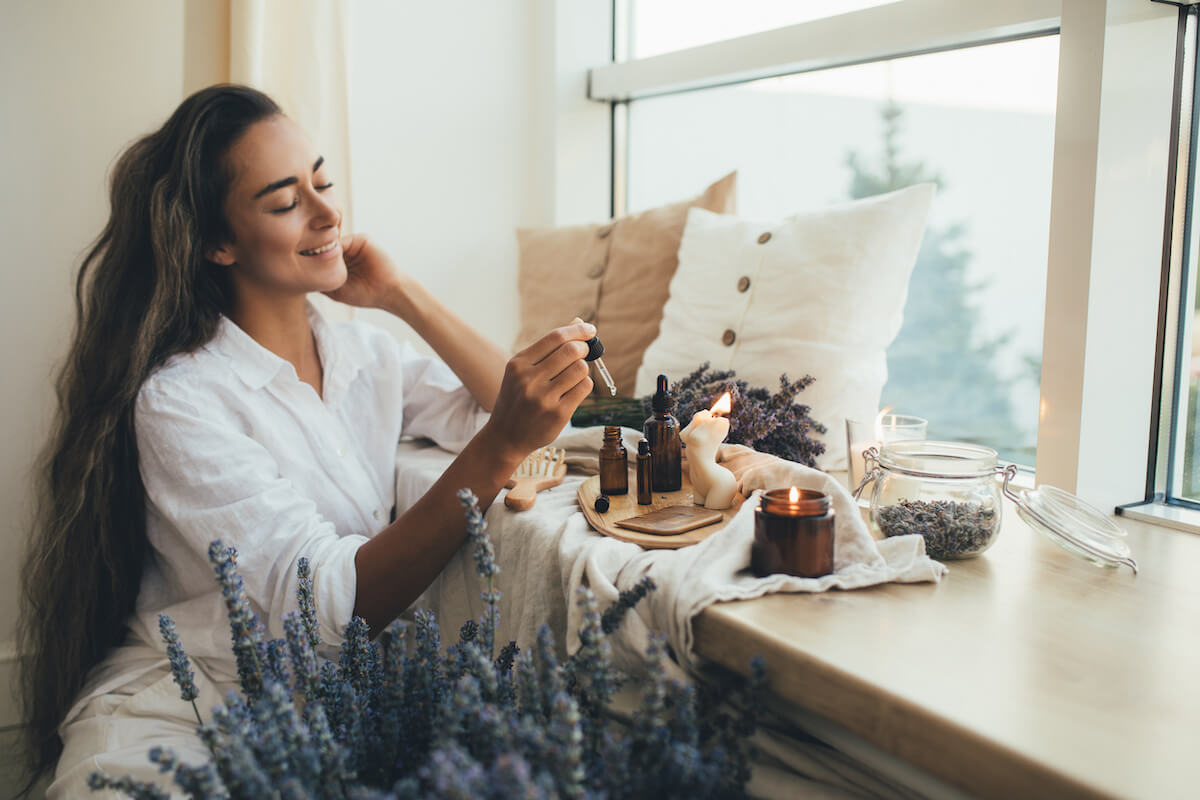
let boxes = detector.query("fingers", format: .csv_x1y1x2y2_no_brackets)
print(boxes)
547,358,592,398
522,319,596,366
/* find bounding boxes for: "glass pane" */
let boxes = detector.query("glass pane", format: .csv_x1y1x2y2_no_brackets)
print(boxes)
624,0,898,60
1176,131,1200,502
626,36,1058,465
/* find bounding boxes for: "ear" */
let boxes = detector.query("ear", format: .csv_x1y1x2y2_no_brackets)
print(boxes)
206,243,236,266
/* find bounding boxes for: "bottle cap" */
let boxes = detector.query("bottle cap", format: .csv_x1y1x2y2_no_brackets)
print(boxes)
651,374,675,413
638,440,650,456
594,495,610,513
585,336,605,362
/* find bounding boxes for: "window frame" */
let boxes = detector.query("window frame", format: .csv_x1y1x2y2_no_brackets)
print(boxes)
585,0,1182,513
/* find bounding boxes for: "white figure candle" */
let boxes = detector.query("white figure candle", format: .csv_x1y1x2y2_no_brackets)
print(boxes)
680,392,738,510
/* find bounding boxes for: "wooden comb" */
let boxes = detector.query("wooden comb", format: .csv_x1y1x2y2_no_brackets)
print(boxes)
504,446,567,511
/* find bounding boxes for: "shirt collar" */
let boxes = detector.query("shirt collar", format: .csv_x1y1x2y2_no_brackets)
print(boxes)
210,300,373,401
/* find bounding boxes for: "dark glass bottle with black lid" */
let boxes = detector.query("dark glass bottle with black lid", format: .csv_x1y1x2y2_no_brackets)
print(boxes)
643,374,681,492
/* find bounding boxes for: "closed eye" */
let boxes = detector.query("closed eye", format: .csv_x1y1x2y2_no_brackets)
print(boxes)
270,183,334,214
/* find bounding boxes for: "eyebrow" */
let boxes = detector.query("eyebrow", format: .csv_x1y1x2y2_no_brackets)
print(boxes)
253,156,325,199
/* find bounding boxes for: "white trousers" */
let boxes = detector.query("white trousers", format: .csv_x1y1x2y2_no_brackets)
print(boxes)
48,667,229,800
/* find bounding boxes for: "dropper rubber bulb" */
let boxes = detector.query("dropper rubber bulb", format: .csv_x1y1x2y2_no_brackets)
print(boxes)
584,336,617,396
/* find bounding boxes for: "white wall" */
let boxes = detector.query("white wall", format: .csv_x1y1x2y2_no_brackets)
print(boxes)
0,0,190,726
347,0,610,352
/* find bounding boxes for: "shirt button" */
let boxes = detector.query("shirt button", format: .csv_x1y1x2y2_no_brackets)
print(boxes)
737,276,751,293
757,231,772,244
597,223,614,239
337,447,346,458
579,306,596,323
722,329,736,346
587,262,606,279
373,509,381,521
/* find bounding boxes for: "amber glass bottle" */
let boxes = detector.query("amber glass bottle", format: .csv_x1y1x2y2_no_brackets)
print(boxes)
643,374,682,492
636,440,653,505
599,426,628,495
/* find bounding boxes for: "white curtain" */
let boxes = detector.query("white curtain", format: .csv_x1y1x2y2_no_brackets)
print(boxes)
228,0,355,319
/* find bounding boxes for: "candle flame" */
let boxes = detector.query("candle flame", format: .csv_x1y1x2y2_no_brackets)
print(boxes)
711,392,732,416
788,486,800,503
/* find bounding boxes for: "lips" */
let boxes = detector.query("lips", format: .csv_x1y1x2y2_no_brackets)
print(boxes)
299,239,339,256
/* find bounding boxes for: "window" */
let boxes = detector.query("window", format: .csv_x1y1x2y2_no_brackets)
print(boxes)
592,1,1182,509
615,8,1059,464
1163,8,1200,506
624,0,898,59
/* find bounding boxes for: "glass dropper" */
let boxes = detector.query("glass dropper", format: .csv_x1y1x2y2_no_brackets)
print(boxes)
585,336,617,396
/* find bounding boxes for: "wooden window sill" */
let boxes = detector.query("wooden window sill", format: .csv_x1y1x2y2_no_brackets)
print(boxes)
694,483,1197,799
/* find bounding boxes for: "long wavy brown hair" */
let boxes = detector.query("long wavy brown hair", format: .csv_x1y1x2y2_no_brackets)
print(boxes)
18,84,281,788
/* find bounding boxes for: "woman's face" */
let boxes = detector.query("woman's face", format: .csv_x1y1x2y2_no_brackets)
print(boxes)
209,115,346,301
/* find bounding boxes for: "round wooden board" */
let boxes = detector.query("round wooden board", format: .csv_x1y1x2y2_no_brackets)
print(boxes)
577,471,746,550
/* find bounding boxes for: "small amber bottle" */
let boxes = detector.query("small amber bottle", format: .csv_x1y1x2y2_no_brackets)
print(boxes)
636,440,653,505
751,489,835,578
599,426,628,495
643,374,682,492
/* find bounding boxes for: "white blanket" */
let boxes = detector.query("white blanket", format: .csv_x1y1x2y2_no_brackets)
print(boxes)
396,426,946,679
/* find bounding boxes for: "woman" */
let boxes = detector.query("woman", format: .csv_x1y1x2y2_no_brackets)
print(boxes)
19,84,594,796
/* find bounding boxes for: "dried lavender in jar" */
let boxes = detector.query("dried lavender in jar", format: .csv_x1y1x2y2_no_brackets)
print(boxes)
876,499,996,559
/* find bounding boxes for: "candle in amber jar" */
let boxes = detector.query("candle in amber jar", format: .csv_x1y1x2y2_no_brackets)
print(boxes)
752,487,835,578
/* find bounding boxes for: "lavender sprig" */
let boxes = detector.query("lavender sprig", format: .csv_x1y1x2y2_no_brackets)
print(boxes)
157,614,201,724
208,541,265,699
457,488,499,659
296,557,320,650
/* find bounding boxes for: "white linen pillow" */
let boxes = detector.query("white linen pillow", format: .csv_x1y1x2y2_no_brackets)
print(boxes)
634,183,935,470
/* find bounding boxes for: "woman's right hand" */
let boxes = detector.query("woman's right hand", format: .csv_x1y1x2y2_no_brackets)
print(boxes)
482,319,596,463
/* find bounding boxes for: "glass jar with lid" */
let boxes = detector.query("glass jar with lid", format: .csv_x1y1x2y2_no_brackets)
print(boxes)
855,440,1003,559
853,439,1139,571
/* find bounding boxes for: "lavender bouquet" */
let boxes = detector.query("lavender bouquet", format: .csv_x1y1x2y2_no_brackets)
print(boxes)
89,490,766,799
571,362,826,467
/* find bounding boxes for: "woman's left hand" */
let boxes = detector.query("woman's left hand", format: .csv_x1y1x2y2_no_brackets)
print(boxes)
323,233,404,309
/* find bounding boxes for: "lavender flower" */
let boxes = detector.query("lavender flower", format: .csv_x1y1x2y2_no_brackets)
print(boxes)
87,772,170,800
600,576,656,635
339,617,373,698
90,493,767,800
667,363,826,467
457,488,499,658
283,611,320,705
208,541,265,698
157,614,200,722
296,557,320,650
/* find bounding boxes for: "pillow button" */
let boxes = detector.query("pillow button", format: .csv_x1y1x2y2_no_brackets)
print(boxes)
722,329,736,346
737,276,751,293
597,224,615,239
588,262,607,279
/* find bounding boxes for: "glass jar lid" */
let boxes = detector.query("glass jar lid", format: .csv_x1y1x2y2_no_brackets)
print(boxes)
1002,477,1138,574
877,440,998,479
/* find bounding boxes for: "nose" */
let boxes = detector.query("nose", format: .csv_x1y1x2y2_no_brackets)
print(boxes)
308,187,341,229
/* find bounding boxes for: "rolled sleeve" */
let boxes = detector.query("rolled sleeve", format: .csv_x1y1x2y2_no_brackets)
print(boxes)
396,340,491,453
135,382,366,646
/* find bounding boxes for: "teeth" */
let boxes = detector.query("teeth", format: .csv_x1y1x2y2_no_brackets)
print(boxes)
300,240,337,256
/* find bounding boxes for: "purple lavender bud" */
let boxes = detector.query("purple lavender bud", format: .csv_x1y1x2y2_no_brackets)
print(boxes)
157,614,198,703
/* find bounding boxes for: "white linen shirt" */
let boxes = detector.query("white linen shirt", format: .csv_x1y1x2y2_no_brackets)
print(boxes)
68,303,490,717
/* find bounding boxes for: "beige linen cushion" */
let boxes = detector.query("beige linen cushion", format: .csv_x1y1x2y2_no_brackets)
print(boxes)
514,172,736,396
634,184,935,470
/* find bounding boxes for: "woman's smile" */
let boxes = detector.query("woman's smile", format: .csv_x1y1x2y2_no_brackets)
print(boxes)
299,238,342,258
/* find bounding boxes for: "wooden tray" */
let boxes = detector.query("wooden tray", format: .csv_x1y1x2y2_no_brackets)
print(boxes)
577,471,745,550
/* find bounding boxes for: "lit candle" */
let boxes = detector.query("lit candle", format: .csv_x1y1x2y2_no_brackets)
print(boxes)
751,486,836,578
846,409,927,493
679,391,738,510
